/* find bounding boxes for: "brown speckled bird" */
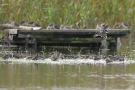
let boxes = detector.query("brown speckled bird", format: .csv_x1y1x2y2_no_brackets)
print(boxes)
113,23,121,29
121,22,129,29
76,20,81,29
83,25,88,29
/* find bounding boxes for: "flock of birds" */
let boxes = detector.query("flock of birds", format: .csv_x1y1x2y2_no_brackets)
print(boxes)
46,21,129,30
46,21,130,39
0,20,130,64
0,20,130,40
1,47,129,64
93,22,130,39
0,20,40,27
0,20,129,30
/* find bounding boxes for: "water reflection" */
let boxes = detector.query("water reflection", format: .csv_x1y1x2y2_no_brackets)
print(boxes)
0,35,134,90
0,63,135,90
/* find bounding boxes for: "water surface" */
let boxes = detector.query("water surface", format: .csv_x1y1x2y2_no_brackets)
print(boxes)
0,37,134,90
0,63,135,90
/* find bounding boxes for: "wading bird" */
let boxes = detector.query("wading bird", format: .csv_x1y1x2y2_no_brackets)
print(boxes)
113,23,121,29
76,20,81,29
121,22,129,29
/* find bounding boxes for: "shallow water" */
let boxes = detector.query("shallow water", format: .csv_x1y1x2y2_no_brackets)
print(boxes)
0,59,135,90
0,37,135,90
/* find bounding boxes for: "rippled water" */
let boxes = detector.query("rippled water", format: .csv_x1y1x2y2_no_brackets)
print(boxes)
0,59,135,90
0,37,135,90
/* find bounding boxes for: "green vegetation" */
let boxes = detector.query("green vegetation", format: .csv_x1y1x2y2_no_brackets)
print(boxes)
0,0,134,54
0,0,135,29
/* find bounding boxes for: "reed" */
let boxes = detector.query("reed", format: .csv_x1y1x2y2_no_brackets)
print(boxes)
0,0,135,29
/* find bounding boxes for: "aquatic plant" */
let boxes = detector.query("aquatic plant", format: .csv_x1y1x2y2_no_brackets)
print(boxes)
0,0,134,29
0,0,135,58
